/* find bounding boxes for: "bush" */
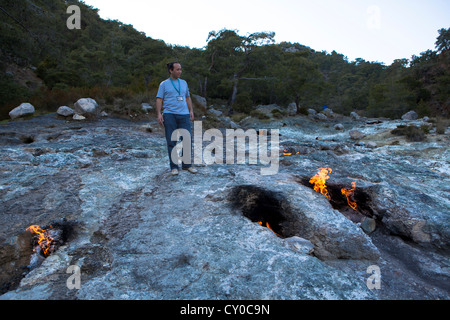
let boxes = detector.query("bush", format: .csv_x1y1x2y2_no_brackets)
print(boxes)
436,118,448,134
391,125,426,141
250,109,270,120
271,108,287,119
233,92,253,113
297,106,309,115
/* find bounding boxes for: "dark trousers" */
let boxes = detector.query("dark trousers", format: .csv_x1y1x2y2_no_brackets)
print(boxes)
163,113,192,170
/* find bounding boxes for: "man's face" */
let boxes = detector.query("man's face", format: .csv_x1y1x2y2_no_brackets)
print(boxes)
170,63,182,79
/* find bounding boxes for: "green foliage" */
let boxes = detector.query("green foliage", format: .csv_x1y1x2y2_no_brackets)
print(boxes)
0,1,448,120
0,73,32,119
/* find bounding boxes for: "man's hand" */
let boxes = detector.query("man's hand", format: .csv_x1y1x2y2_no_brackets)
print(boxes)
156,98,164,127
186,96,194,122
157,113,164,127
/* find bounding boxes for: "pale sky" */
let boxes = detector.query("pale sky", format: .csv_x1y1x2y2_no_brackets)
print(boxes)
81,0,449,65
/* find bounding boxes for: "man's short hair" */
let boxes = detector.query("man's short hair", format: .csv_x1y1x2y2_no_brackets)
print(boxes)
167,62,180,74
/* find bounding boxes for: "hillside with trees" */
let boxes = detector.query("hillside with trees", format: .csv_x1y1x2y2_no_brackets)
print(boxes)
0,0,448,120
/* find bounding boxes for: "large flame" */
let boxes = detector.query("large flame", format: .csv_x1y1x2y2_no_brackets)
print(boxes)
26,225,54,257
309,168,332,200
341,181,358,211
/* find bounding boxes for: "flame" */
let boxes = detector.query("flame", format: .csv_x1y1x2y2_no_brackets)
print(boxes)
258,221,279,236
309,168,332,200
26,225,54,257
283,149,300,156
341,181,358,211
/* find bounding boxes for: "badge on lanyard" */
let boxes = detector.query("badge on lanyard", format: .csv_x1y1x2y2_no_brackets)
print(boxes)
170,78,184,102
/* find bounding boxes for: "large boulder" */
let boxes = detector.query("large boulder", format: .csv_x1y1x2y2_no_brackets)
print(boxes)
57,106,74,117
9,103,35,119
74,98,98,116
401,110,418,120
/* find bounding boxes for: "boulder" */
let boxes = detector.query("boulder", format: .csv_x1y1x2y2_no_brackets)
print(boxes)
56,106,74,117
283,236,314,255
401,110,418,120
287,102,297,116
74,98,98,116
73,114,86,121
9,103,35,119
208,108,223,117
361,218,377,234
334,124,345,131
322,108,334,117
350,112,361,120
307,108,317,116
315,113,328,121
141,103,153,113
349,129,366,140
366,141,377,148
219,116,239,129
191,94,207,109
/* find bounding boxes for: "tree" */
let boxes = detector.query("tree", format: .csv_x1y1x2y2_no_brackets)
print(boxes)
275,51,323,110
204,29,275,113
435,28,450,53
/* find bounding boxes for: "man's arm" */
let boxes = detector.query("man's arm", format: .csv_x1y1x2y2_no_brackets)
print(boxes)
156,98,164,126
186,96,194,121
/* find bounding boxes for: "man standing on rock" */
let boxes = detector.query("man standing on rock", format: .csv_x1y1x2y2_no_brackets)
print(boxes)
156,62,197,176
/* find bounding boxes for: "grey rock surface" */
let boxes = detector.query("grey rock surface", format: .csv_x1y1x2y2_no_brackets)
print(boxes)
0,113,448,300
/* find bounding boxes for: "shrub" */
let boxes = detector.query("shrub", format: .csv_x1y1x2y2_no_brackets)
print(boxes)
391,125,426,142
436,118,448,134
250,110,270,120
271,108,287,119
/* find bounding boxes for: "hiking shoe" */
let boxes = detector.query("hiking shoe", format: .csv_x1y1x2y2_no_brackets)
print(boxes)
182,167,198,174
171,169,179,176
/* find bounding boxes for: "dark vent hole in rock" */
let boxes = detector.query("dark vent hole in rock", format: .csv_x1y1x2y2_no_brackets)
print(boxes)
20,136,35,144
229,185,289,238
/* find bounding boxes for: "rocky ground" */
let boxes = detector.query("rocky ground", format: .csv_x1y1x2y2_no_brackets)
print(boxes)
0,110,449,300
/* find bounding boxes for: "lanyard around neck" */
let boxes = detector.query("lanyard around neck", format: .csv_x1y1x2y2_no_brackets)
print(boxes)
170,78,181,95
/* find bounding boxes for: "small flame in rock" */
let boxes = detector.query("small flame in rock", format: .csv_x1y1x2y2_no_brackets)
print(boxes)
309,168,332,200
26,225,54,257
258,221,279,236
341,181,358,211
283,149,299,156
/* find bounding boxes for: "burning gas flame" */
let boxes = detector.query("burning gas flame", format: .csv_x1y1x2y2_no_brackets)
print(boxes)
309,168,332,200
258,221,279,236
283,149,300,156
26,225,54,257
341,181,358,211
